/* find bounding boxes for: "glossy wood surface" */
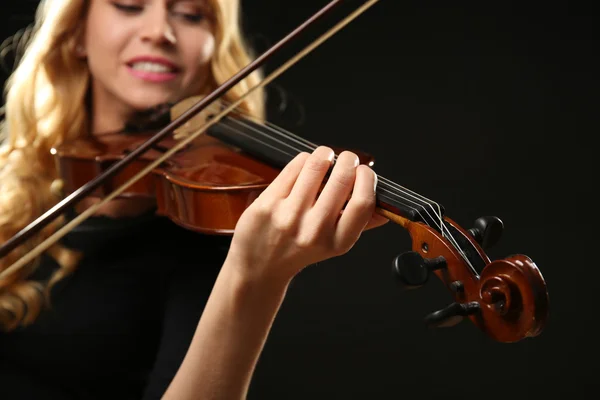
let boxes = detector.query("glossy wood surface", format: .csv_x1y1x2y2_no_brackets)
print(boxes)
54,133,373,234
406,216,548,343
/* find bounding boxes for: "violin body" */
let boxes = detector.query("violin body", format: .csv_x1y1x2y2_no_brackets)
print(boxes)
54,132,277,234
53,130,373,234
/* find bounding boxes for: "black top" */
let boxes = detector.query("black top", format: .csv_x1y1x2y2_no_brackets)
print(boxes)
0,210,231,399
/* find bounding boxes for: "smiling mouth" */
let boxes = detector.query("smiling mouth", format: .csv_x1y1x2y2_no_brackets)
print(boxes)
128,61,180,73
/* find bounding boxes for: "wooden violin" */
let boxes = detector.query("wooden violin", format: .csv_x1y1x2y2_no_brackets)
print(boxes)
0,0,548,343
50,98,377,235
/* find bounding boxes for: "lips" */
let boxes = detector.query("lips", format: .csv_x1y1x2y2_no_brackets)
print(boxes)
126,56,181,82
126,56,180,73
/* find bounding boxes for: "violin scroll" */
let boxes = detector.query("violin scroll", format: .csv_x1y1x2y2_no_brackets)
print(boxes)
477,254,548,339
386,210,549,343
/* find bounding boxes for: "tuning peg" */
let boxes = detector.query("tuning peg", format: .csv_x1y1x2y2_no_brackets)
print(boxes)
424,301,480,328
468,216,504,249
392,251,447,289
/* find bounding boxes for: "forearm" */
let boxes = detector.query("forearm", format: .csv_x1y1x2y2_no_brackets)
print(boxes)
162,257,289,400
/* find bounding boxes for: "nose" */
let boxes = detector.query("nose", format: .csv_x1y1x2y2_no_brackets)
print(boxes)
139,5,176,45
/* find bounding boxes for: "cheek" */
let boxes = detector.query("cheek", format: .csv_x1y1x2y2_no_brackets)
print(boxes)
199,34,216,64
85,18,128,73
184,33,216,72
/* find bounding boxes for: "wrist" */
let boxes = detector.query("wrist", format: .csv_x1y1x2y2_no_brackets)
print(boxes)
221,251,292,302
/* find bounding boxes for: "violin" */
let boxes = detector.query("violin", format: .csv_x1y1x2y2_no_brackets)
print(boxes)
0,0,548,343
51,98,377,235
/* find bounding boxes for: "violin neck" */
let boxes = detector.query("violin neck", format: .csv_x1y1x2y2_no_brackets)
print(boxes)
206,117,444,226
207,117,300,169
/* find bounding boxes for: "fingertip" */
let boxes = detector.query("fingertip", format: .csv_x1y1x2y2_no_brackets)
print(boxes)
356,164,377,193
314,146,335,163
296,151,311,162
339,150,360,167
288,152,311,171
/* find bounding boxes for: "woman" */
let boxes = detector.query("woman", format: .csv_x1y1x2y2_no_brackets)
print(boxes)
0,0,387,399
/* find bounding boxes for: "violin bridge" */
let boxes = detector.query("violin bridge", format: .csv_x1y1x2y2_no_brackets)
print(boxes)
170,96,222,141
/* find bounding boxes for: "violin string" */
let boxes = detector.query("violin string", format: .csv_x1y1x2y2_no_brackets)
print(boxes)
218,118,427,219
215,98,445,222
216,115,472,270
218,117,429,219
211,99,472,267
213,101,469,264
0,0,384,280
217,119,475,273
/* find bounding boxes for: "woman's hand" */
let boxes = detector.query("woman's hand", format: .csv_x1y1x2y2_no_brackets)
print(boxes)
168,146,388,400
226,146,389,286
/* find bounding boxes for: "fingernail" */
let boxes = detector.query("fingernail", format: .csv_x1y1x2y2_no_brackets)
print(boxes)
373,171,378,194
328,150,335,163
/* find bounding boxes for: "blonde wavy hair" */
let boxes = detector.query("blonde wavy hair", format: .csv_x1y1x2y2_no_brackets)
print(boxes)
0,0,265,331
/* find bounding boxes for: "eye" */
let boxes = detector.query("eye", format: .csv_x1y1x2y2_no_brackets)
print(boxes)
112,2,143,14
173,12,204,23
171,2,207,24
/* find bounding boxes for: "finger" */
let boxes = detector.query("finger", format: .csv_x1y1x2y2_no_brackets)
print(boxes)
287,146,335,209
336,210,389,231
363,212,389,231
259,152,310,200
333,165,377,252
312,151,359,223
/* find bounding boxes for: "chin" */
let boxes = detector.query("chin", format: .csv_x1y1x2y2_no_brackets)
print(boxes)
125,90,181,112
129,99,172,111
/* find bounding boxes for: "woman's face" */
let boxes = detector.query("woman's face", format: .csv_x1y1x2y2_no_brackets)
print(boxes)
82,0,216,119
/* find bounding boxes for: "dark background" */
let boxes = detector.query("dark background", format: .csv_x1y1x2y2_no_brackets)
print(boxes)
1,1,595,399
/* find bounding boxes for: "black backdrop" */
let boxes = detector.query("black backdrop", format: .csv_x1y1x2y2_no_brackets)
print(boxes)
1,1,595,399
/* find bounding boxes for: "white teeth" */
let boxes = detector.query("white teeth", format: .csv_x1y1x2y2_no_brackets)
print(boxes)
130,62,174,73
